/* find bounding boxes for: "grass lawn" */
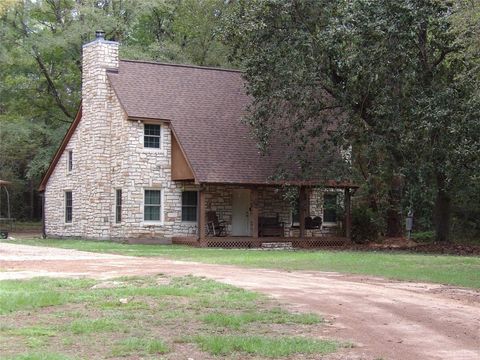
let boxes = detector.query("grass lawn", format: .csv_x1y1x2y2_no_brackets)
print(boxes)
5,238,480,289
0,275,342,359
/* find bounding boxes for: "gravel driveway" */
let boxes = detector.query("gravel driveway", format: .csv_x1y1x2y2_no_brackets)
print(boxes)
1,242,479,360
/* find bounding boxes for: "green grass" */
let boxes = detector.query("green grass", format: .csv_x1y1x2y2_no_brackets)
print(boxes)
69,318,120,334
194,335,338,357
0,291,64,314
8,326,57,338
0,278,95,314
111,337,169,356
202,308,322,329
5,353,73,360
1,275,335,359
7,238,480,288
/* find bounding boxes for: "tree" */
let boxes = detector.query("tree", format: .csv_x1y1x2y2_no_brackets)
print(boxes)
224,0,480,242
0,0,233,220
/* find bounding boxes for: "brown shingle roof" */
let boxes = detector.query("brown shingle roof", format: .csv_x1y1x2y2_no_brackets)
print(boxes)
107,60,289,184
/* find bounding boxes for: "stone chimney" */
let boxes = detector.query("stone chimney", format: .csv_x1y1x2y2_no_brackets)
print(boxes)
82,30,119,111
79,31,119,236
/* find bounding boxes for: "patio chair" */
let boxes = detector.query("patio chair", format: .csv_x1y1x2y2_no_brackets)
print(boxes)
206,211,227,236
312,216,322,229
305,216,322,230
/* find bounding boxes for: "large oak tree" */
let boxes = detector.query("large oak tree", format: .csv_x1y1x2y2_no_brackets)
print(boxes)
224,0,480,242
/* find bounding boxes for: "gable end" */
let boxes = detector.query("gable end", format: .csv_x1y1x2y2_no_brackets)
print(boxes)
38,105,82,191
171,130,195,181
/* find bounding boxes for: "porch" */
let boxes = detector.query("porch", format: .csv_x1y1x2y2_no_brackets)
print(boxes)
173,181,356,248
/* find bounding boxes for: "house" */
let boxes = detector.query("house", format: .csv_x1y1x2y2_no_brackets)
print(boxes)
39,31,356,247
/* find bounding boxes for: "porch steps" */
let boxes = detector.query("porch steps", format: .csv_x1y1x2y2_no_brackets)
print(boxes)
261,242,294,250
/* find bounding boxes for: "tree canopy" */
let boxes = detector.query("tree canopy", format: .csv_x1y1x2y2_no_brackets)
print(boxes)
224,0,480,242
0,0,231,219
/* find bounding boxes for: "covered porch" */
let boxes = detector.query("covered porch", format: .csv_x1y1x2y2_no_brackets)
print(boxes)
172,181,357,248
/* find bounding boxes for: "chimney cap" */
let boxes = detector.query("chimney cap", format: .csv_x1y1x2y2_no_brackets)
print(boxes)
95,30,105,40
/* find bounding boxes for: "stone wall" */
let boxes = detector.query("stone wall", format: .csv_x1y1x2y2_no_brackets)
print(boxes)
309,188,324,218
44,37,204,241
203,185,292,236
45,39,119,239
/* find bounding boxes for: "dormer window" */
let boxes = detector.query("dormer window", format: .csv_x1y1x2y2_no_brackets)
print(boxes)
144,124,161,148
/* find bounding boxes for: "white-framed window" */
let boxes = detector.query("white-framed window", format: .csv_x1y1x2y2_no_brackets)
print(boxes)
144,124,162,149
67,150,73,173
144,189,163,223
181,191,198,222
115,189,122,223
65,191,72,223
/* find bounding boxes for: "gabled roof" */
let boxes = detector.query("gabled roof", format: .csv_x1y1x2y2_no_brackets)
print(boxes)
107,60,287,184
39,60,356,190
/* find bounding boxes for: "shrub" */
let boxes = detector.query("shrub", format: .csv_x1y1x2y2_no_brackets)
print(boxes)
351,206,379,244
412,231,434,243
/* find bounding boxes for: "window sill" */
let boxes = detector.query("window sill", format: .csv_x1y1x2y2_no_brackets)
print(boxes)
143,221,164,227
142,147,165,153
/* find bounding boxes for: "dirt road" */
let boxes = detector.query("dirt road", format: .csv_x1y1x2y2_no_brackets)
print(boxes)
1,243,479,360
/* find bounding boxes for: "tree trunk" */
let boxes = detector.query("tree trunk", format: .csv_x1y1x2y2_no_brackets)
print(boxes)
386,175,404,237
386,208,403,237
434,189,451,243
29,180,35,219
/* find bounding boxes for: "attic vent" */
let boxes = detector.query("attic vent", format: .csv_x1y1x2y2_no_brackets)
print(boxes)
95,30,105,40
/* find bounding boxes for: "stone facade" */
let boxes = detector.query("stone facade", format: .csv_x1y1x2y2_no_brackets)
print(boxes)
44,38,209,241
45,39,120,239
202,184,292,236
44,37,337,242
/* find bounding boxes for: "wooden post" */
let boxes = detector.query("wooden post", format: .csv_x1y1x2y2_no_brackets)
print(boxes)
198,187,206,246
250,187,260,247
344,188,352,240
299,186,306,238
251,187,259,239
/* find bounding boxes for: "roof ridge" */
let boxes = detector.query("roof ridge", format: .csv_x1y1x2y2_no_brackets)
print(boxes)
118,59,244,73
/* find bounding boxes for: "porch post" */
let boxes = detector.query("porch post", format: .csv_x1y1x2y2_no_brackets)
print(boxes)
251,187,259,239
344,188,352,239
250,187,260,247
299,186,306,238
198,186,206,246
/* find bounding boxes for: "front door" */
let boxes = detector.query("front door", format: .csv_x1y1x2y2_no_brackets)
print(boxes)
232,189,251,236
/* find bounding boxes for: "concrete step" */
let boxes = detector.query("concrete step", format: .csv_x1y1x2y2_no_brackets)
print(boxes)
261,242,293,250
